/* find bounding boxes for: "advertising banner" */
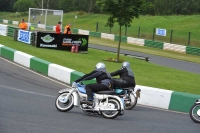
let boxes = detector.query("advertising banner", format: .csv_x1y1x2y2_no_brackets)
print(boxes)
36,32,89,52
156,28,167,36
0,24,7,36
18,30,32,44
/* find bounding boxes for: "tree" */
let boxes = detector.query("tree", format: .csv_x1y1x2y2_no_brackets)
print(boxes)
13,0,36,12
0,0,17,12
97,0,143,61
58,0,73,12
48,0,60,9
140,1,155,15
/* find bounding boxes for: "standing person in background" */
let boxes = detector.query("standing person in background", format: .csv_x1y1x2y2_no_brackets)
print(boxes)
32,15,36,21
18,19,28,30
64,23,71,34
56,21,61,34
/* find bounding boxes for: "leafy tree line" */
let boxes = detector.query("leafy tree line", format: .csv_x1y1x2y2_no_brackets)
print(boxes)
142,0,200,15
1,0,200,15
0,0,98,13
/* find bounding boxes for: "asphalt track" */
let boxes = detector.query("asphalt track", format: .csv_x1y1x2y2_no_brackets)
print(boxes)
89,44,200,74
0,57,199,133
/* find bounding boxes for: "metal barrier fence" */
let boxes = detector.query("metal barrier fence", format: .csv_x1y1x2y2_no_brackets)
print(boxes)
7,26,18,37
73,28,200,56
1,21,200,56
75,22,200,48
1,18,200,47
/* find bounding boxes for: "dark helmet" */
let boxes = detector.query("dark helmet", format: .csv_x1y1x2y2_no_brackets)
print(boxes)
122,61,130,67
95,62,105,69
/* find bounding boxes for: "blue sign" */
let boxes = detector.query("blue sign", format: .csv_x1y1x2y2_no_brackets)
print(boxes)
156,28,166,36
18,30,32,44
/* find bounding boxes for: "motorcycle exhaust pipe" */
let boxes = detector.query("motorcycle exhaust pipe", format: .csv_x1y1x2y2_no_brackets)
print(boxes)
99,109,121,111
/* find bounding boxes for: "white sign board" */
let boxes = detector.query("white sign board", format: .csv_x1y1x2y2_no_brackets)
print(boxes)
53,11,62,15
17,30,32,44
156,28,166,36
0,24,7,36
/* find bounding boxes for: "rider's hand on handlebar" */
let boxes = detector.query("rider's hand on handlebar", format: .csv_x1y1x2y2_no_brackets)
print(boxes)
72,82,77,88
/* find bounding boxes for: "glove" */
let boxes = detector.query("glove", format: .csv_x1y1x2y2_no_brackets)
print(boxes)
72,82,77,88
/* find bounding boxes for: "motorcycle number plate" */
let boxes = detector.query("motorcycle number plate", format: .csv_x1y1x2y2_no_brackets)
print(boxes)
59,89,69,93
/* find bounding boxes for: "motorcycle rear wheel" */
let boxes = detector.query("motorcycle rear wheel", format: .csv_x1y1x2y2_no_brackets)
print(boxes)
124,93,138,110
55,92,74,112
101,98,120,119
189,103,200,123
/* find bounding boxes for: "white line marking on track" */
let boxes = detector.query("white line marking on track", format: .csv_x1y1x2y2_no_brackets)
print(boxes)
0,84,56,98
0,56,70,87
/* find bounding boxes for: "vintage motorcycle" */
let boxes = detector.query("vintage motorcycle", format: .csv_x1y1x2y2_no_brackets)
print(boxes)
55,82,124,119
115,87,141,110
189,99,200,123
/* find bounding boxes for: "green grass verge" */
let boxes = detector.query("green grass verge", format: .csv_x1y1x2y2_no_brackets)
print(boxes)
0,35,200,95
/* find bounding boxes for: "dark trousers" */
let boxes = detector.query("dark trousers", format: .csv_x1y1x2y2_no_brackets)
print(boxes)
85,83,110,100
112,78,135,89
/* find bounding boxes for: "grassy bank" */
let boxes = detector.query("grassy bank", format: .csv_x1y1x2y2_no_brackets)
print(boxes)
1,12,200,47
0,35,200,95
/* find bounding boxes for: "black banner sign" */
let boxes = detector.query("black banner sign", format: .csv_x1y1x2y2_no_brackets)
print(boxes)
36,32,89,52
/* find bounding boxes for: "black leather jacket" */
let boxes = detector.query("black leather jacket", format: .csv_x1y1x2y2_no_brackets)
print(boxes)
75,68,113,89
110,66,135,84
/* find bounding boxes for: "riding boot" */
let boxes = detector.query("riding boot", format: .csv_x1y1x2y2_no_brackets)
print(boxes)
80,99,93,105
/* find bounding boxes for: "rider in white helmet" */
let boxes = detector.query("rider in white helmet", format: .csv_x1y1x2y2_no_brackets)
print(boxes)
73,62,113,105
110,61,136,89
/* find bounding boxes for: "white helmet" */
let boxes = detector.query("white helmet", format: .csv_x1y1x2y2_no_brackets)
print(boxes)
122,61,130,67
95,62,105,69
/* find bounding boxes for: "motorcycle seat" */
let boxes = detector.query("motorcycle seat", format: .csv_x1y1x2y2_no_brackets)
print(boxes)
96,91,116,95
122,87,135,90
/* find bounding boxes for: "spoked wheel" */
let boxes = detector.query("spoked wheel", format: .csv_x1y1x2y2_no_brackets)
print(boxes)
124,93,138,110
189,103,200,123
55,92,74,112
101,99,120,119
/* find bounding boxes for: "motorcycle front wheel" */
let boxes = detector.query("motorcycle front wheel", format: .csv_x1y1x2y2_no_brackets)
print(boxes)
55,92,74,112
101,98,120,119
124,93,138,110
189,103,200,123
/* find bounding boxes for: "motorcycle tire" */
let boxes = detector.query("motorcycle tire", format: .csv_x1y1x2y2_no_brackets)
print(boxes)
55,92,74,112
189,103,200,123
124,93,138,110
101,98,120,119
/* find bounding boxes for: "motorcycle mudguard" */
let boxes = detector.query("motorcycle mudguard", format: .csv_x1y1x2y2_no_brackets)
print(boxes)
59,89,79,106
59,88,70,94
108,95,124,110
